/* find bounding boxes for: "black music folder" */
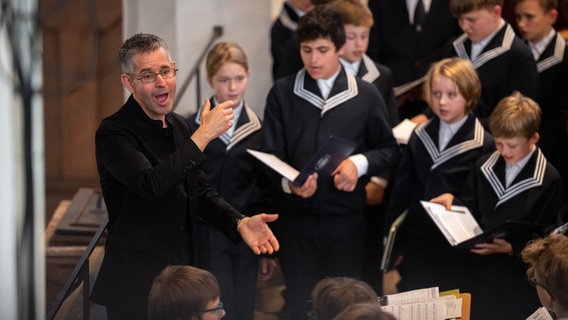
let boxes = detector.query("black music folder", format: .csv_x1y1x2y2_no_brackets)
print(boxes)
455,220,546,249
248,136,357,186
421,201,545,249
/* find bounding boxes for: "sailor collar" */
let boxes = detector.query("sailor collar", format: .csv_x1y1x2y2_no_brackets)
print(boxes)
360,54,381,83
453,23,516,69
415,115,486,170
194,102,261,150
340,55,381,84
536,32,566,73
481,148,547,208
293,68,359,117
278,3,299,32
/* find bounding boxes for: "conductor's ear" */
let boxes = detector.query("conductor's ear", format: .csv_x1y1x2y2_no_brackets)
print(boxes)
121,74,135,93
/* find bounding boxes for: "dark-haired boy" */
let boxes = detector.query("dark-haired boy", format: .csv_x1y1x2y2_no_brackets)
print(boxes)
262,5,398,319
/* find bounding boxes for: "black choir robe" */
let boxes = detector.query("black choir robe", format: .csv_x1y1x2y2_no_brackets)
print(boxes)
387,114,494,292
187,99,264,320
341,54,400,294
342,54,400,126
263,67,399,216
534,32,568,191
92,96,244,316
270,1,302,81
187,100,264,214
367,0,461,87
445,22,538,126
456,149,564,320
262,67,399,319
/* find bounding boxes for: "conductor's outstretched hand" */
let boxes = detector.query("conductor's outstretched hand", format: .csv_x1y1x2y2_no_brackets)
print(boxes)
238,214,280,255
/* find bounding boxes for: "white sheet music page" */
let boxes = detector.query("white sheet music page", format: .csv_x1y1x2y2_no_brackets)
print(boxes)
381,287,463,320
392,118,417,145
247,150,299,181
420,201,483,246
525,307,554,320
384,287,439,305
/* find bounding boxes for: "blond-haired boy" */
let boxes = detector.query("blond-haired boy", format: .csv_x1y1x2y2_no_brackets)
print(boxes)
432,92,564,319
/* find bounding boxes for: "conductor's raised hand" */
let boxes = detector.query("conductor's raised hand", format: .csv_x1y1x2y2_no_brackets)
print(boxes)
191,99,235,150
290,172,318,198
332,159,358,192
238,214,280,255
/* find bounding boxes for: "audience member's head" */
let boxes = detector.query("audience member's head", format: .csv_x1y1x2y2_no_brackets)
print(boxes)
311,277,378,320
331,302,397,320
521,234,568,318
148,265,224,320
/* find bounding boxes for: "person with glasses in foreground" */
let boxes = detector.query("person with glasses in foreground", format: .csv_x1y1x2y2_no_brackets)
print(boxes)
521,231,568,320
148,265,226,320
91,33,279,319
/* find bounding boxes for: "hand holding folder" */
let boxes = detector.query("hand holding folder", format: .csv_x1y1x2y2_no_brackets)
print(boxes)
421,201,545,249
248,136,357,186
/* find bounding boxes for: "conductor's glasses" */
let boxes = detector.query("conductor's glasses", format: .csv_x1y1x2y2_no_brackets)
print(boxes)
131,67,179,83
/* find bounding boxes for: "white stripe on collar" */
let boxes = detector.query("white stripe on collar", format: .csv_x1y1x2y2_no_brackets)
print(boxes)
278,6,297,32
481,148,547,208
194,103,261,149
537,33,566,73
453,23,515,69
360,54,381,83
293,68,359,117
226,105,262,151
415,116,485,170
530,29,555,61
340,55,380,83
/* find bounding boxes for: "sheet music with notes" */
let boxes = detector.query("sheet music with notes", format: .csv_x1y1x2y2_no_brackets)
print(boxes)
382,287,440,305
421,201,546,249
525,307,554,320
381,287,463,320
420,201,482,246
